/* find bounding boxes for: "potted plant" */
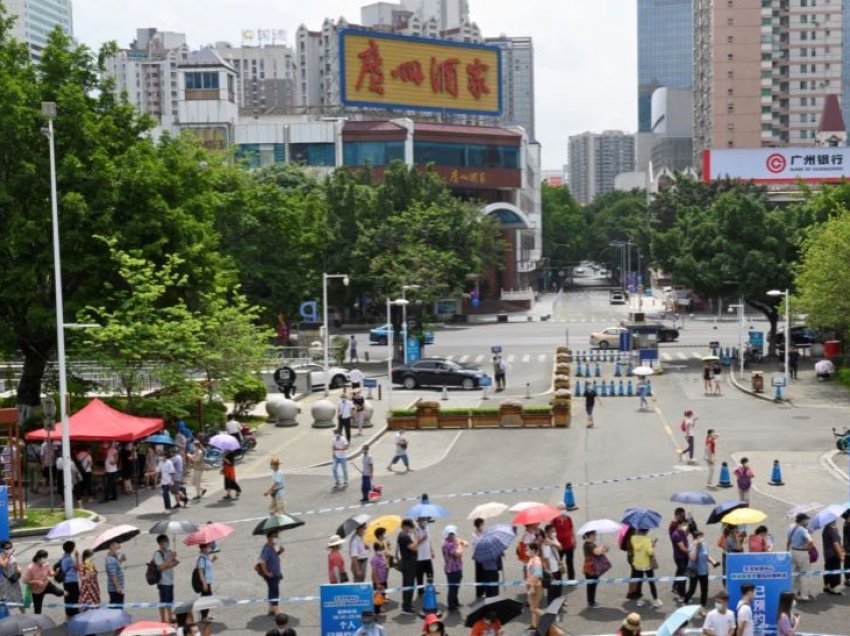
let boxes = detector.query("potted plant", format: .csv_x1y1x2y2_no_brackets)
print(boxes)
416,400,441,429
499,399,524,427
522,405,553,427
388,408,417,430
469,407,500,427
555,362,570,374
551,397,571,428
556,346,571,355
437,407,471,429
554,374,571,390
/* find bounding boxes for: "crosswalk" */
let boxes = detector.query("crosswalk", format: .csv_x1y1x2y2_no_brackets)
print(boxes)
440,351,713,365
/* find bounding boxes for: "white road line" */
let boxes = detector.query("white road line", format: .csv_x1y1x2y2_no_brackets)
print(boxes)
691,352,703,359
446,355,455,361
522,354,531,363
677,352,688,360
538,354,547,362
459,354,470,363
506,354,516,363
662,353,673,361
474,354,485,363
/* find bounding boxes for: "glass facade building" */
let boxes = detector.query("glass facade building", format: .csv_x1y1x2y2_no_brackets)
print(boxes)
637,0,693,132
414,141,520,169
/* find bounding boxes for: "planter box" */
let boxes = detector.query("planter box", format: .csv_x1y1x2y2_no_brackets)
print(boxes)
499,405,523,428
387,416,418,430
469,414,500,428
416,406,440,429
438,414,470,429
522,413,553,427
553,406,571,428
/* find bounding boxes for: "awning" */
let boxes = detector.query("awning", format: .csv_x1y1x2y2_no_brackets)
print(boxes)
26,398,163,442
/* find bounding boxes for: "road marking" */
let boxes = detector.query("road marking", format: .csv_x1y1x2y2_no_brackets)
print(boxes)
677,352,688,360
446,355,455,361
538,354,547,362
691,352,703,359
506,354,516,363
474,354,485,363
459,354,470,363
522,354,530,363
662,353,673,361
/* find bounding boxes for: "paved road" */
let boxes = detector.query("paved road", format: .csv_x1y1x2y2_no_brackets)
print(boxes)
24,286,850,636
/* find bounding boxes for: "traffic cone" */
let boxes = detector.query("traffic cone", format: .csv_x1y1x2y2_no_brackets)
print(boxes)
627,362,634,376
609,380,615,394
420,582,441,617
576,364,583,378
584,363,591,377
441,385,449,400
614,361,622,377
717,462,733,488
563,482,579,511
618,380,624,396
575,380,583,396
769,459,785,486
591,380,598,393
626,380,634,396
600,382,608,396
594,363,601,378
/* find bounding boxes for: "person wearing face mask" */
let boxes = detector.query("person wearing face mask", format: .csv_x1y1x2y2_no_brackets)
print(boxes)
552,504,576,585
398,518,420,614
258,531,285,616
682,531,719,616
105,540,125,608
786,513,814,601
540,525,562,604
776,591,799,636
22,549,64,614
671,519,690,603
469,610,504,636
353,609,385,635
441,525,465,612
194,543,215,621
421,612,447,635
701,590,736,636
76,548,100,612
0,540,24,614
153,534,179,624
415,517,435,599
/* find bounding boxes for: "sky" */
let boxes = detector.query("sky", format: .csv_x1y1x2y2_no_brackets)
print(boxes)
72,0,637,171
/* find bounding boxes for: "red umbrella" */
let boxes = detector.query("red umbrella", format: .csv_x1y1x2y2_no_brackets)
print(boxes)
512,504,560,526
120,621,176,636
183,523,234,546
91,524,141,552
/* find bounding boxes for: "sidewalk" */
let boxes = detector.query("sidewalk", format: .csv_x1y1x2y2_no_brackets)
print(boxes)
466,293,560,323
729,363,850,410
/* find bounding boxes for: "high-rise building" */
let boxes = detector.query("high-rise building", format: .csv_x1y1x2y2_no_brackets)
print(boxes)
694,0,846,164
213,41,297,116
486,36,535,139
637,0,693,132
650,87,694,171
568,131,636,204
6,0,73,60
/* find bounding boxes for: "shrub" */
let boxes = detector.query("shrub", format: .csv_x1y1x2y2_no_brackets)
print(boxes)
417,400,441,410
390,408,416,417
230,375,268,419
439,408,471,416
522,406,552,414
469,407,499,416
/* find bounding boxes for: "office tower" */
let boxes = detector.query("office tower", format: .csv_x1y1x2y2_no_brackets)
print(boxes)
5,0,73,60
568,131,636,204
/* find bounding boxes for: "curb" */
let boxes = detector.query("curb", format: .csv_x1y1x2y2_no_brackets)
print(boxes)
728,371,790,405
10,509,102,539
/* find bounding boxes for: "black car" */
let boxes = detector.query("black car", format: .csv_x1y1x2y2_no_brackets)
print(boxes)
391,358,488,390
656,323,680,343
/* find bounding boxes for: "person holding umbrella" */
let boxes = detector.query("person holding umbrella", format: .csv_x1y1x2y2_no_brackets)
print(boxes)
469,609,504,636
441,525,466,612
258,531,284,616
582,530,608,609
152,534,179,624
105,540,126,608
221,452,241,500
193,543,215,620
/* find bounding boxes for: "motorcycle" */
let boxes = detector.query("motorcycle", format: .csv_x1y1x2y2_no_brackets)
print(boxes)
240,425,257,452
832,427,850,452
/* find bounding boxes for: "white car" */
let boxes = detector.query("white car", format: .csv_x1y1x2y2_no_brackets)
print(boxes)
294,363,350,391
590,327,627,349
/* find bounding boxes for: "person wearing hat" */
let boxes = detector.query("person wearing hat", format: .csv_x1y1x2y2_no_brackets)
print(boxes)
353,609,385,635
327,535,348,584
264,457,286,514
441,525,466,611
786,512,815,601
617,612,641,636
421,612,447,635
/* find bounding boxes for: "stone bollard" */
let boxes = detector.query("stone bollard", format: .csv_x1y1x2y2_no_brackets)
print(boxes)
311,399,336,429
362,400,374,428
266,397,301,428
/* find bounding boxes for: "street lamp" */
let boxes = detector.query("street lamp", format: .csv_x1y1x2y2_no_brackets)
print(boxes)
42,102,74,520
767,289,790,398
401,284,421,363
322,273,349,396
728,297,746,378
386,297,409,409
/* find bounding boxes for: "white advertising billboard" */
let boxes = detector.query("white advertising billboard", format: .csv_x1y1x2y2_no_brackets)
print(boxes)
703,148,850,183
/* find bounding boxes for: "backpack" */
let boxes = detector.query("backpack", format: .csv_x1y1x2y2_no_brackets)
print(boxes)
735,467,752,491
145,551,163,586
53,559,66,584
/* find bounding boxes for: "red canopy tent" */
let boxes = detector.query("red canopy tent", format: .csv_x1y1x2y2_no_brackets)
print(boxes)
26,398,164,442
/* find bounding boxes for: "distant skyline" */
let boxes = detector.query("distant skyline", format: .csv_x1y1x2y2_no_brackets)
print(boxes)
71,0,638,170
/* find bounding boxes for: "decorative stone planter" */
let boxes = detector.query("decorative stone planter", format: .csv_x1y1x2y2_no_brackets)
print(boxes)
498,402,523,428
554,363,570,376
437,410,470,429
469,410,500,427
266,397,300,427
311,399,336,429
552,403,571,428
416,401,440,429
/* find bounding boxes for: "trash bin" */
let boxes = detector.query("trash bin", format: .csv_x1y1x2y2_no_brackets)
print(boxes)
824,340,842,358
751,371,764,393
497,313,508,323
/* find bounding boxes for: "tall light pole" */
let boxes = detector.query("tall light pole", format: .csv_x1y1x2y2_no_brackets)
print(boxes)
386,297,409,409
42,102,74,520
322,273,349,396
767,289,790,398
609,241,625,291
401,284,421,364
729,298,746,378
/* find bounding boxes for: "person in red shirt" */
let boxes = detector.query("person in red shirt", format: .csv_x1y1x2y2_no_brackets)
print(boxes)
552,503,576,582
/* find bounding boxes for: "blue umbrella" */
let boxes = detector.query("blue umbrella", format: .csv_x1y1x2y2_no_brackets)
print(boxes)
66,608,132,635
145,434,175,445
656,605,703,636
407,494,448,519
473,534,510,563
811,503,850,531
621,507,662,530
707,500,748,524
482,524,516,548
670,491,716,506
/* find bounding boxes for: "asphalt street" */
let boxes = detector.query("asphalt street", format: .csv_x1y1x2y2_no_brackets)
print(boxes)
23,283,850,636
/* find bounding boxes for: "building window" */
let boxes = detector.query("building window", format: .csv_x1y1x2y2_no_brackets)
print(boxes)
727,35,734,43
800,81,807,89
727,102,735,113
761,88,771,96
185,72,219,90
235,144,261,168
727,53,734,61
800,65,807,73
413,141,520,169
290,143,335,166
343,141,405,166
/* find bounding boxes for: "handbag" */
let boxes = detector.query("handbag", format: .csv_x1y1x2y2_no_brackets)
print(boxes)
591,554,612,577
808,545,819,564
21,584,32,610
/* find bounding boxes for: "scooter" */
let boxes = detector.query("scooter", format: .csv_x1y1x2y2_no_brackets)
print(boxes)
832,427,850,452
240,425,257,452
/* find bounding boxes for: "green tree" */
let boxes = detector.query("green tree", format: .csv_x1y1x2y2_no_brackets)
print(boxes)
541,183,585,268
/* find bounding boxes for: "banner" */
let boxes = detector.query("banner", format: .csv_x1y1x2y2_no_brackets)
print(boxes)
703,148,850,183
319,583,373,636
726,552,793,634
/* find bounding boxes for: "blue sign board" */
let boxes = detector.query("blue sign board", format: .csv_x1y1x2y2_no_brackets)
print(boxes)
0,487,8,542
726,552,792,635
406,336,422,364
749,331,765,350
491,346,502,354
639,348,658,361
299,300,319,322
363,378,378,389
320,583,373,636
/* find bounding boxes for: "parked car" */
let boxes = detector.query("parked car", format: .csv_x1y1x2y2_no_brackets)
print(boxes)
369,324,435,346
774,326,826,350
294,363,350,391
391,358,487,390
590,327,628,349
650,322,680,343
609,291,626,305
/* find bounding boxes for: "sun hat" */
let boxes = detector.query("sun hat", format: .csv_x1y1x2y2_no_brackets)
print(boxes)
327,534,345,548
622,613,641,631
442,525,458,539
270,457,281,466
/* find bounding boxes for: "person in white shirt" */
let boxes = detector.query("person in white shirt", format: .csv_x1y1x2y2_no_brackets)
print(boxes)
103,442,120,502
415,517,434,594
735,584,755,636
263,457,286,514
387,431,410,472
349,367,363,389
158,455,176,512
337,393,353,442
331,432,349,487
702,590,736,636
349,524,370,582
351,389,366,436
224,414,243,446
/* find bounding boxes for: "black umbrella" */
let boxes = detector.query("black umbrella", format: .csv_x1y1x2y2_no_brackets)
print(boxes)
0,613,56,636
252,514,306,535
707,500,748,524
464,596,524,628
536,597,568,636
336,513,370,538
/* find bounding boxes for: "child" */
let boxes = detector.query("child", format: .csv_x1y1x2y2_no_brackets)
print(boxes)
370,542,388,615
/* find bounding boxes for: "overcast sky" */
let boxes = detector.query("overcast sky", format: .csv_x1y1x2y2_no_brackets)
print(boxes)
73,0,637,171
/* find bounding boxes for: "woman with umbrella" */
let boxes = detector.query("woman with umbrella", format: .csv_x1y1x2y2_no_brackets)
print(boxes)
258,532,284,616
221,452,240,500
327,535,347,584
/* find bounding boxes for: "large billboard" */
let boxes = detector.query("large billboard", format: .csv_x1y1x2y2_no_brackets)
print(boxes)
340,29,502,116
703,148,850,183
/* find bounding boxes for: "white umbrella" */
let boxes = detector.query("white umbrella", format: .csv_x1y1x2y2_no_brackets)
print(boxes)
577,519,623,537
467,502,509,520
785,502,823,519
815,359,835,375
208,433,241,451
810,504,850,531
633,366,655,376
46,518,98,540
508,501,543,512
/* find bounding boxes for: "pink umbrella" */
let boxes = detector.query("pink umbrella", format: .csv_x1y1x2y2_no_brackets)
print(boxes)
183,523,234,546
91,524,141,552
120,621,176,636
512,504,560,526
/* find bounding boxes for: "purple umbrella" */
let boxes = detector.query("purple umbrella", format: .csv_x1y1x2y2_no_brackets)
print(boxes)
208,433,241,452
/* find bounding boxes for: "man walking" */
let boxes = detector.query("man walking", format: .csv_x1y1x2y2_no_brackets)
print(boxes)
358,444,374,504
702,590,736,636
387,431,410,472
158,453,175,511
789,347,800,380
170,449,188,508
264,457,286,514
493,356,507,392
338,393,353,442
787,513,814,601
705,429,719,488
398,519,419,615
678,410,697,463
349,335,359,364
153,534,179,624
58,541,79,617
332,431,349,488
735,583,755,636
350,366,363,390
352,389,366,436
584,384,599,428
